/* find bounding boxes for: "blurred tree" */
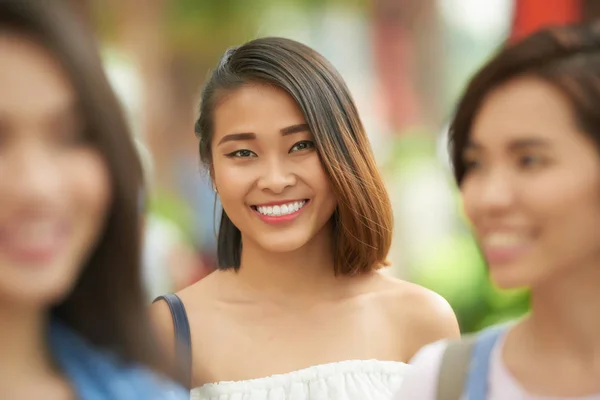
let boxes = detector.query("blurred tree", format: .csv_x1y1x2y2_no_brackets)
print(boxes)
91,0,366,192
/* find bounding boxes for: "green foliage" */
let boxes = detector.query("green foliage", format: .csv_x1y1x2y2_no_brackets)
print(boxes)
165,0,367,63
149,189,195,243
389,133,530,333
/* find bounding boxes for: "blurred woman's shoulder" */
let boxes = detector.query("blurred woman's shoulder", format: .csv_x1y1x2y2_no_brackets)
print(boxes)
392,339,449,400
49,320,188,399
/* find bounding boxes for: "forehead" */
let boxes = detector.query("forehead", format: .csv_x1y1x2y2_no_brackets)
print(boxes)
470,76,579,147
212,83,305,137
0,33,75,119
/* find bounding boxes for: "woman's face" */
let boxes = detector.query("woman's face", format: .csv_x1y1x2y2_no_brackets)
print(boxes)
0,34,111,306
210,83,337,255
461,76,600,290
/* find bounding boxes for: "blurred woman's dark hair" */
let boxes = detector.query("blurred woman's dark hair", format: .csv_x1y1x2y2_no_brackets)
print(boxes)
450,22,600,186
0,0,161,370
195,37,393,276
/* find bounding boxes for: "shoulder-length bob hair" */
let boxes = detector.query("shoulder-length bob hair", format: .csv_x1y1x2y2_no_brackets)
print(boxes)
195,37,393,276
0,0,161,369
451,22,600,186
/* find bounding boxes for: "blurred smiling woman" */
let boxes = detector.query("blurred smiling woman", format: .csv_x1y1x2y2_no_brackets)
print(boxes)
0,1,186,399
396,22,600,400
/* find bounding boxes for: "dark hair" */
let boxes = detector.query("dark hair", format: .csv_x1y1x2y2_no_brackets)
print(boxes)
0,0,161,369
451,22,600,185
195,37,393,275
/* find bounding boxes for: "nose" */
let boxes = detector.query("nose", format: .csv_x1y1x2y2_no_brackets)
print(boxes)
256,156,297,194
464,167,516,217
2,142,63,209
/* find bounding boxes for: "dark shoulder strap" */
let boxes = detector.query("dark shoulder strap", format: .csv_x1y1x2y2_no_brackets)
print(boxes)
153,293,192,389
436,334,477,400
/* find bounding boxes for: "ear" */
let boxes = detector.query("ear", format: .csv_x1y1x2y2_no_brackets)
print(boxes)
209,167,217,193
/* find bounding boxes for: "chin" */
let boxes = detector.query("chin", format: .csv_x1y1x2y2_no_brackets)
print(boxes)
488,266,531,290
253,231,314,254
0,281,75,308
258,240,308,254
0,263,81,308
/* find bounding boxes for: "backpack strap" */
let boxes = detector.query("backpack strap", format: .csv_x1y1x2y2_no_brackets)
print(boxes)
436,326,507,400
436,334,477,400
463,326,505,399
153,293,192,389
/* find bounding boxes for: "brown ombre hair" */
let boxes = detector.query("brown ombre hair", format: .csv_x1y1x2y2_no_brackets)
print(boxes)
195,37,393,275
0,0,163,372
450,22,600,186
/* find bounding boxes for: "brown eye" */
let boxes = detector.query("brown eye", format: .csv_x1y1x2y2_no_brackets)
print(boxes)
519,154,543,168
226,149,257,158
290,140,314,153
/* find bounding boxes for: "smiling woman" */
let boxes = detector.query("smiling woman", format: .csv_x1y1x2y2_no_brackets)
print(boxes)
151,37,459,400
216,120,314,226
395,21,600,400
209,82,338,260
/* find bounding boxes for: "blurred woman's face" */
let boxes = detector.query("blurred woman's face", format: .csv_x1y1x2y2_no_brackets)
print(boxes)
0,34,111,307
461,76,600,290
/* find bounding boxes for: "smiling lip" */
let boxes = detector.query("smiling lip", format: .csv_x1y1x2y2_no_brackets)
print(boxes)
484,246,530,265
0,222,69,265
251,199,309,224
479,230,533,265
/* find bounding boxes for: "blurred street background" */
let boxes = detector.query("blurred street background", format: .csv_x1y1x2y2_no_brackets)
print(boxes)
64,0,594,333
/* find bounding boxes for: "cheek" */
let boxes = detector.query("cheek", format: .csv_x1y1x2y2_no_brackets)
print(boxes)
302,156,334,195
459,183,478,222
212,160,251,214
520,170,600,282
65,151,111,231
535,176,600,252
527,168,600,220
214,161,250,189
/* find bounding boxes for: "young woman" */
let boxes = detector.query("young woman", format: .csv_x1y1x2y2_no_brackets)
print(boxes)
152,37,459,399
0,1,186,398
395,22,600,400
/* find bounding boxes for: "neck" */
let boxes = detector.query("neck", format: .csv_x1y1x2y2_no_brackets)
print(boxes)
524,262,600,358
0,300,55,385
236,224,340,301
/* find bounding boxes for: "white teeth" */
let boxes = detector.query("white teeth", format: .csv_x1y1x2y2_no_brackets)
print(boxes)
256,201,306,217
483,233,528,247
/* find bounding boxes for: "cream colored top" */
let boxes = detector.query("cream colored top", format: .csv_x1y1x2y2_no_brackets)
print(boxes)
191,359,411,400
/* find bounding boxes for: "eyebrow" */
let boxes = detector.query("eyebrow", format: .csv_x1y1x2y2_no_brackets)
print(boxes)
465,137,551,151
217,123,310,146
281,123,310,135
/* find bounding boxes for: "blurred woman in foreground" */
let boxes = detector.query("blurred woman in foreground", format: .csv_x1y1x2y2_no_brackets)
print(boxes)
396,22,600,400
0,1,186,398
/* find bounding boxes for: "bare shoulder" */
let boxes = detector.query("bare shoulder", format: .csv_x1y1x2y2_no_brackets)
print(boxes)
373,273,460,360
149,271,222,359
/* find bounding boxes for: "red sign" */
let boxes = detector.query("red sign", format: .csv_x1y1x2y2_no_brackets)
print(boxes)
510,0,581,42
